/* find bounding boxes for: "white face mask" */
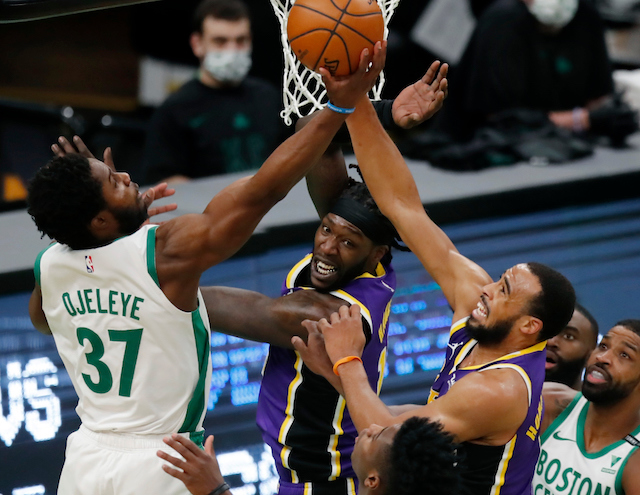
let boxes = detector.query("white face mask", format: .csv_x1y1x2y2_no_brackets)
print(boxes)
527,0,579,29
202,49,252,84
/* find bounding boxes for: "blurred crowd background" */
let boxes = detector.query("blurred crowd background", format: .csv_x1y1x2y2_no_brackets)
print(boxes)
0,0,639,205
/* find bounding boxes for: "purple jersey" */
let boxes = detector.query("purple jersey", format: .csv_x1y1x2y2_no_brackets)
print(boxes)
429,318,546,495
256,254,396,485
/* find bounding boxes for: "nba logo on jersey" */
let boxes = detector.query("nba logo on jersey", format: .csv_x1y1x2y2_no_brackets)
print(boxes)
85,256,94,273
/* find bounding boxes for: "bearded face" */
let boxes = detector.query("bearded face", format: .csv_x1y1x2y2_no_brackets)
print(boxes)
466,315,516,345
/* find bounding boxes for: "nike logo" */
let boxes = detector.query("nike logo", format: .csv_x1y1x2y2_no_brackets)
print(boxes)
553,432,576,443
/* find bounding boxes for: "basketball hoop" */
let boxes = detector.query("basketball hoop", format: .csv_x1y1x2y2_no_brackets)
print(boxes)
270,0,400,126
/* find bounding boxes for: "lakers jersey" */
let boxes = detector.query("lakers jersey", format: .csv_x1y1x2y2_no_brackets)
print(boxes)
35,225,211,437
256,254,395,483
534,394,640,495
429,318,546,495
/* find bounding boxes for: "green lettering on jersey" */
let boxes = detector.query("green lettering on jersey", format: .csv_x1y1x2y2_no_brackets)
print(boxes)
83,289,96,314
594,484,611,495
108,290,118,315
130,297,144,320
578,478,592,495
121,293,131,316
568,471,582,495
96,289,108,314
75,290,86,314
545,459,561,485
62,292,77,316
556,468,574,491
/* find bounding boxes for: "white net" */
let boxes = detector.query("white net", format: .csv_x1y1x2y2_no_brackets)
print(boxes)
269,0,401,125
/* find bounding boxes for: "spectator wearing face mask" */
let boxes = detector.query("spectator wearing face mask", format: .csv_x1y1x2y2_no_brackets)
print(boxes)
142,0,286,184
434,0,629,143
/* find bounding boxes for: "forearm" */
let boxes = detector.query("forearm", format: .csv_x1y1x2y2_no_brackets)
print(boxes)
305,144,349,217
346,98,423,223
337,359,395,431
388,404,422,416
244,108,348,206
202,287,298,348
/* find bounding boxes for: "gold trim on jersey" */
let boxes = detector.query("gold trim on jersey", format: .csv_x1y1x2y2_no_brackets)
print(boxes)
278,351,305,482
449,317,470,337
347,478,357,495
285,254,313,289
328,397,347,480
379,300,391,343
452,340,477,371
490,435,517,495
457,339,546,371
330,290,373,333
352,262,387,279
377,347,387,395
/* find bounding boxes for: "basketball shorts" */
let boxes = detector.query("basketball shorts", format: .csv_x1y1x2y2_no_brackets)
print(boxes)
57,424,194,495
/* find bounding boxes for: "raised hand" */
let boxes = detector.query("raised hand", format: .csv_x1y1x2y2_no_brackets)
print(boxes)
293,320,335,380
142,182,177,221
320,41,387,110
51,135,115,170
315,305,366,365
157,434,229,495
392,60,449,129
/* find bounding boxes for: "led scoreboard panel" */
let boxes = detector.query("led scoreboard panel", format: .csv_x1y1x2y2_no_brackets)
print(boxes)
2,197,640,494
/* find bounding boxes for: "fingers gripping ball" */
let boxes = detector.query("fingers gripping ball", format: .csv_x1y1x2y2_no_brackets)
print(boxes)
287,0,384,76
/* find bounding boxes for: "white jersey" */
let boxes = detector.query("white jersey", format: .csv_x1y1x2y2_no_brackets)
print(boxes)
534,394,640,495
36,225,211,436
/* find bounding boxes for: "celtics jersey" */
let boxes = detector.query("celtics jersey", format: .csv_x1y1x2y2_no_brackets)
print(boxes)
534,394,640,495
429,318,547,495
35,225,211,436
256,254,396,483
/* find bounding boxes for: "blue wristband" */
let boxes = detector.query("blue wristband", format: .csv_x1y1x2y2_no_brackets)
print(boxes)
327,101,355,114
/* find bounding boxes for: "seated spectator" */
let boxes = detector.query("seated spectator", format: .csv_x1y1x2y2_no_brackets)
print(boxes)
142,0,286,184
435,0,630,143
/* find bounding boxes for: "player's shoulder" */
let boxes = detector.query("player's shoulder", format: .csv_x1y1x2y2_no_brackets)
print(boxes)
541,382,579,430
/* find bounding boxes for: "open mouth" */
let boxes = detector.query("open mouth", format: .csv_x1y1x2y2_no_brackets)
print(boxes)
585,366,609,385
315,259,337,276
472,297,488,320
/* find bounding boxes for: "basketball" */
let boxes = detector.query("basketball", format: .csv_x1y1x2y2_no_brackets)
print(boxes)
287,0,384,77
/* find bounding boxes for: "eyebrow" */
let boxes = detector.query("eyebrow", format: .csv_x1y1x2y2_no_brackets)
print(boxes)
504,276,512,295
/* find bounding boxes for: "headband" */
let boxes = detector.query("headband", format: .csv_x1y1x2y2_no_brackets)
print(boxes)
329,196,397,246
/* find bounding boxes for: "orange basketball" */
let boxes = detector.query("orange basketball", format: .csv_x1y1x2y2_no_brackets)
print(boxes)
287,0,384,77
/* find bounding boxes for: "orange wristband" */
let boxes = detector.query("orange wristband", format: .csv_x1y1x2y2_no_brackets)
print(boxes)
333,356,363,376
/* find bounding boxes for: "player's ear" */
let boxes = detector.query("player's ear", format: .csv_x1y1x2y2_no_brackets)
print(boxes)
190,32,206,59
90,210,116,238
364,471,382,490
520,315,543,337
371,245,389,266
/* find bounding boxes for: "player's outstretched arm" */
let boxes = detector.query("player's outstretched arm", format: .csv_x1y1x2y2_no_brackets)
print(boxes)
201,286,349,349
345,96,491,319
157,434,231,495
154,44,387,292
298,305,529,442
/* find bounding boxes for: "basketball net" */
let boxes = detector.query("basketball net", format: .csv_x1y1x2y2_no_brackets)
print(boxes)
270,0,400,125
